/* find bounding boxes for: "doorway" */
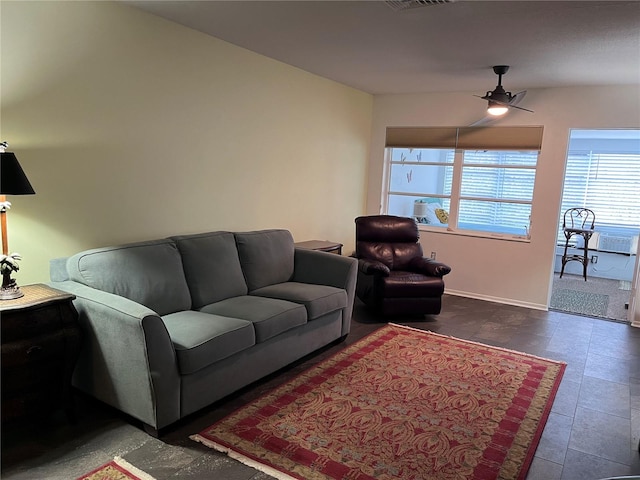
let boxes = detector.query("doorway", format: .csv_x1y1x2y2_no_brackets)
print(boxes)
551,129,640,323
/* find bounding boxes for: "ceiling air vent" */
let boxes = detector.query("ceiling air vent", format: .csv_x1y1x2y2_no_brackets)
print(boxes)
385,0,455,12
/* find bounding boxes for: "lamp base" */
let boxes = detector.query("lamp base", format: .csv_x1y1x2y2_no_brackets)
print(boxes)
0,277,24,300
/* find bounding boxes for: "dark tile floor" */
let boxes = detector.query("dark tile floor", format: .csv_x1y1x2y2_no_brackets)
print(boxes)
2,295,639,480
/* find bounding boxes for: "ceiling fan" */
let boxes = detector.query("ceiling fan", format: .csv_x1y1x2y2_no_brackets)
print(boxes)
475,65,533,117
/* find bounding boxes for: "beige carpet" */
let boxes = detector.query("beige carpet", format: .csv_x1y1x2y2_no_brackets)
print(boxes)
551,273,630,322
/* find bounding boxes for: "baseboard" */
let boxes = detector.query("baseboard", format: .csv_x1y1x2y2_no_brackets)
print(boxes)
444,289,548,312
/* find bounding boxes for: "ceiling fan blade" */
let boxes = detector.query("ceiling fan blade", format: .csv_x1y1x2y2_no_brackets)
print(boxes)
510,90,527,106
508,103,534,113
469,115,498,126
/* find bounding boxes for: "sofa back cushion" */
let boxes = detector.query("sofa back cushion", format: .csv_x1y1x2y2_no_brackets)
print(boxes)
235,230,295,291
66,238,192,316
172,232,248,308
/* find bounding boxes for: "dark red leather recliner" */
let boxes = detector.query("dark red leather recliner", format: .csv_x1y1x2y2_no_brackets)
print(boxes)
354,215,451,316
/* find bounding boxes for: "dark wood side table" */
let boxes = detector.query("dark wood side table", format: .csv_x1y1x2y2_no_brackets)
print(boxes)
295,240,343,255
1,284,81,424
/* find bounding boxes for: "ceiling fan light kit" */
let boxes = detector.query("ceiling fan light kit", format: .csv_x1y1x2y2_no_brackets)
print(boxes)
487,101,509,116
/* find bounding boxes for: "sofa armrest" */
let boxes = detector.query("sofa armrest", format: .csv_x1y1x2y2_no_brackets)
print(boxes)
408,257,452,277
47,281,181,431
357,258,391,276
292,249,358,336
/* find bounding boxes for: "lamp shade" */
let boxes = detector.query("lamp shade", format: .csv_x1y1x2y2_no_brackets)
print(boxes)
1,152,35,195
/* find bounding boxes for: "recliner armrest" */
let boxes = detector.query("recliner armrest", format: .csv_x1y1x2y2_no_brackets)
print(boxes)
358,258,391,276
409,257,451,277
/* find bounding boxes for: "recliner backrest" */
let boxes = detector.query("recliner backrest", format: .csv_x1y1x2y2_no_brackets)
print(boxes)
355,215,424,270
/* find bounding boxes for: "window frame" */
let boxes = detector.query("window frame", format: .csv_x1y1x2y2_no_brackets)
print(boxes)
385,148,538,240
383,126,543,242
455,150,538,237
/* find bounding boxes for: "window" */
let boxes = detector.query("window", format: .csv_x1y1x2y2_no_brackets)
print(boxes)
387,148,453,226
457,150,537,235
384,126,543,239
559,129,640,243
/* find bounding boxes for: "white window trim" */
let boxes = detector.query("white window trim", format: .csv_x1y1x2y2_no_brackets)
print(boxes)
384,148,537,242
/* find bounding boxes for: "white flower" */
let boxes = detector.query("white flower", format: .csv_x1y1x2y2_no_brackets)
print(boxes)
0,253,22,274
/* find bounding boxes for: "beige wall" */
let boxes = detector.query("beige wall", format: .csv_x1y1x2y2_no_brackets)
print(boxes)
2,1,638,322
1,1,373,285
369,86,640,313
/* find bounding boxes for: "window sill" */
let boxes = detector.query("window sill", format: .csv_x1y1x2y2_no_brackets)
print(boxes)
417,225,531,243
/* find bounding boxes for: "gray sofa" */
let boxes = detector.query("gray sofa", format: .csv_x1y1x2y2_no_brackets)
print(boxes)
49,229,357,435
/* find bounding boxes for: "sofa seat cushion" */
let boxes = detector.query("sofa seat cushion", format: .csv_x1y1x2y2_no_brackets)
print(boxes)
199,296,307,343
251,282,347,320
162,311,255,375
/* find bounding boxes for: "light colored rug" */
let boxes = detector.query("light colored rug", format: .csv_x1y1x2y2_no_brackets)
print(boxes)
550,288,609,317
76,457,156,480
192,324,565,480
552,273,630,322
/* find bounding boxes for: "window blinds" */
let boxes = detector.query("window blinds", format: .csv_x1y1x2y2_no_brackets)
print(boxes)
561,152,640,233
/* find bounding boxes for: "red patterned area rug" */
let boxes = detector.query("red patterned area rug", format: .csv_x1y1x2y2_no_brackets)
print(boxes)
191,324,565,480
76,456,156,480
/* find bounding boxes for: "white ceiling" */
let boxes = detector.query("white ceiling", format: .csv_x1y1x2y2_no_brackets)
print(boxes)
125,0,640,95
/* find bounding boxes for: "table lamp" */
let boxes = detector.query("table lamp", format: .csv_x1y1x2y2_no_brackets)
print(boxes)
0,142,36,300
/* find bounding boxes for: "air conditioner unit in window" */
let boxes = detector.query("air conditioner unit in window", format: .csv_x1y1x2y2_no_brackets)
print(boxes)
596,233,639,255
